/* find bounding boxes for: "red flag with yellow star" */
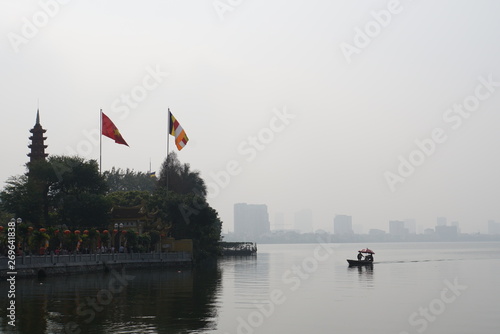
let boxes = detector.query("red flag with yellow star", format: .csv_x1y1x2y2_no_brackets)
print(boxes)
101,112,129,146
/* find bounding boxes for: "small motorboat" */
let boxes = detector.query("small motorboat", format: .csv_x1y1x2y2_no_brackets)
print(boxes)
347,248,375,266
347,259,374,266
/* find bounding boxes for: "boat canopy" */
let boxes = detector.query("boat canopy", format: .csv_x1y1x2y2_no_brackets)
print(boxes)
359,248,375,254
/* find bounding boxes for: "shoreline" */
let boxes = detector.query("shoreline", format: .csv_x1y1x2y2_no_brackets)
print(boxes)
0,252,192,279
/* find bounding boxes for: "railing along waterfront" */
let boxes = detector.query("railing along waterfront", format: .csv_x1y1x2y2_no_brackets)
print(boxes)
0,252,192,270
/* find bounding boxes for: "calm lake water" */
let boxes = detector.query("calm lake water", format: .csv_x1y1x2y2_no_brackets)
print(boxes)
1,242,500,334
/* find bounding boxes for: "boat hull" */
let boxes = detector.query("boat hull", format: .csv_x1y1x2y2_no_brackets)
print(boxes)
347,259,373,266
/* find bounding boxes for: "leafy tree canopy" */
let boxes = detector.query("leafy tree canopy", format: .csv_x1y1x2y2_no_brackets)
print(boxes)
149,189,222,259
0,155,110,228
157,152,207,198
103,167,156,192
107,190,151,207
2,153,223,259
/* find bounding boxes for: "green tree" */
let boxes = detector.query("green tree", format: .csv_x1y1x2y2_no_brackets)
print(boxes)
0,208,11,225
152,153,221,259
100,232,110,249
28,231,49,254
15,224,33,254
157,152,207,198
61,232,80,252
124,230,139,252
149,189,222,259
148,230,161,252
85,228,100,253
45,156,110,227
0,155,110,228
103,167,156,192
106,190,151,207
0,229,6,255
46,227,62,253
1,174,47,226
137,233,151,252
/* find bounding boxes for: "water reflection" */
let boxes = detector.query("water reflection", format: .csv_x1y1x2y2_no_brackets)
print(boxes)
0,264,222,334
222,255,270,310
347,264,374,286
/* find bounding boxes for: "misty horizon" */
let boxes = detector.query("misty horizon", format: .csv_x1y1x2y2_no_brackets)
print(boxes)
2,1,500,235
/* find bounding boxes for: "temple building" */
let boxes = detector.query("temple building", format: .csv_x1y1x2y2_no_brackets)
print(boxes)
28,110,48,163
109,204,160,235
109,204,192,253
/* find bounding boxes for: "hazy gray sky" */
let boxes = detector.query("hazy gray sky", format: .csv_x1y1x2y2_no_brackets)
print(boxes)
2,0,500,234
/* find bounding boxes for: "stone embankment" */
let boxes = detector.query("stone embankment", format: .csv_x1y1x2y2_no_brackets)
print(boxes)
0,252,192,279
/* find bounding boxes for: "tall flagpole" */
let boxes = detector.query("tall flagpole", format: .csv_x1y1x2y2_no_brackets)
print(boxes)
166,108,170,194
167,108,170,158
99,109,102,175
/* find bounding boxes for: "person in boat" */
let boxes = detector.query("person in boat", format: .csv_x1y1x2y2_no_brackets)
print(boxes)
366,254,373,262
357,251,364,261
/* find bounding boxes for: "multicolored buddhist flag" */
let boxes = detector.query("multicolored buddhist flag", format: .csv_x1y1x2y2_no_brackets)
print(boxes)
169,110,189,150
101,112,129,146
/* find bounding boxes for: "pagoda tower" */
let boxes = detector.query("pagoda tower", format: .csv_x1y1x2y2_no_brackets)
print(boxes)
27,110,48,163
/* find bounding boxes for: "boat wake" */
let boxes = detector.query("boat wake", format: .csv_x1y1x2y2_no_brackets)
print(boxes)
376,258,464,264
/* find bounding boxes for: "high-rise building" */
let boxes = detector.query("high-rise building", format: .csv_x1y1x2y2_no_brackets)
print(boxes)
424,228,435,235
234,203,270,239
274,212,285,231
389,220,408,236
333,215,353,235
369,229,386,236
404,219,416,234
294,209,313,233
353,224,363,234
436,217,447,226
435,225,458,240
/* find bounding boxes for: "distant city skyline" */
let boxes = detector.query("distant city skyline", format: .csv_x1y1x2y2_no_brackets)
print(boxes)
233,203,270,239
294,209,314,234
230,204,495,237
229,205,493,236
